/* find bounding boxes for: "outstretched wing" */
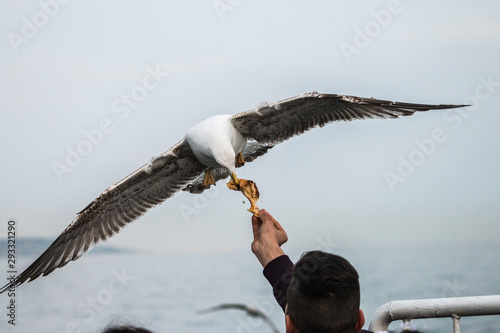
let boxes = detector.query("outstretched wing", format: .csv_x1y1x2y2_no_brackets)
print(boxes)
198,303,280,333
198,303,251,314
0,140,205,293
182,141,273,194
231,92,466,144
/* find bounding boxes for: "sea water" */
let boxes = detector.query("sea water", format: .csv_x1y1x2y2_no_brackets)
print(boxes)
1,242,499,333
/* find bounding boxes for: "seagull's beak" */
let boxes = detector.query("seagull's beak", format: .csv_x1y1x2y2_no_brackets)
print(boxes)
230,172,240,188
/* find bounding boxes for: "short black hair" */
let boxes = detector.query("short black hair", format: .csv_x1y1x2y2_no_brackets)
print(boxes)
287,251,360,333
102,325,153,333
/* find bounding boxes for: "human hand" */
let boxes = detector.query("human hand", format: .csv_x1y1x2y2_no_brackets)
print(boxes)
251,209,288,267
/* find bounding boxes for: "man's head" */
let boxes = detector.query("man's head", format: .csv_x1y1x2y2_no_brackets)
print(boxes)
286,251,365,333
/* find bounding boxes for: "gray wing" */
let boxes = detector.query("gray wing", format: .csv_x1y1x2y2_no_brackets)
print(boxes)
231,92,466,144
198,303,251,314
0,140,205,293
182,141,273,194
198,303,280,333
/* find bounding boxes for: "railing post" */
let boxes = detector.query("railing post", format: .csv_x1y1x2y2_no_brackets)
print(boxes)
452,314,461,333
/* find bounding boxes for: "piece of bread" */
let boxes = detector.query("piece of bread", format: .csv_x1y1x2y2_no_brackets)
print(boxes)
227,179,260,217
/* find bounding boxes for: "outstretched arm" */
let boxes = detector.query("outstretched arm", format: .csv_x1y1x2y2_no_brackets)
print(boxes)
251,209,293,312
251,209,288,267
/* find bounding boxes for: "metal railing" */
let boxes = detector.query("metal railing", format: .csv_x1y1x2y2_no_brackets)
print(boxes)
368,295,500,333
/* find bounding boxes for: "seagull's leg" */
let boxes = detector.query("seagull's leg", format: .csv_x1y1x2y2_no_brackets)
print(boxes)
203,168,216,187
235,152,245,167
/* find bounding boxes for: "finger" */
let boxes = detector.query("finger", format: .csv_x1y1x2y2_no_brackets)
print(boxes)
261,209,284,231
251,215,261,239
272,219,285,231
259,209,272,225
260,209,277,223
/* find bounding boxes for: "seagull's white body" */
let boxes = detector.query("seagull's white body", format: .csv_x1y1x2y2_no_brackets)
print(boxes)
185,115,246,175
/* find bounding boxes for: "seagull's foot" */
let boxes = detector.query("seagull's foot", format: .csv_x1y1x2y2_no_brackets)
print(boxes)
203,168,216,187
235,152,245,168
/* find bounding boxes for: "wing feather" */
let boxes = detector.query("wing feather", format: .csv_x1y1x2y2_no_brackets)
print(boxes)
0,140,205,293
231,92,466,144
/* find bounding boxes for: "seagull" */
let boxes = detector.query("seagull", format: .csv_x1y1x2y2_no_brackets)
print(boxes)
0,92,466,293
198,303,280,333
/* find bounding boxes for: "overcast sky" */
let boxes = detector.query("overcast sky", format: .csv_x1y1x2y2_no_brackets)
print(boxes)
1,1,499,254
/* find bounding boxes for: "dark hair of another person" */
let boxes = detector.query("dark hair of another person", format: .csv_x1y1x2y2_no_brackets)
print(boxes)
287,251,361,333
102,325,153,333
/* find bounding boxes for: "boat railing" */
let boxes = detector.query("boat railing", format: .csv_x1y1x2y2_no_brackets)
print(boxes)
368,295,500,333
